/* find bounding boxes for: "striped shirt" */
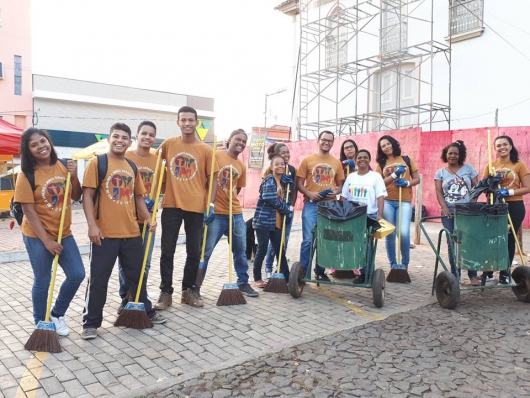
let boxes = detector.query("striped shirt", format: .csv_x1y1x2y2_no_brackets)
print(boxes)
252,174,291,231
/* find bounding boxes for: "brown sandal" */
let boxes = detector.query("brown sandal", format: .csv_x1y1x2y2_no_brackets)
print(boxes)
254,280,266,289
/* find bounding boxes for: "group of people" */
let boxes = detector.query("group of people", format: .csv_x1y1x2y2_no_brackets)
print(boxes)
14,108,529,342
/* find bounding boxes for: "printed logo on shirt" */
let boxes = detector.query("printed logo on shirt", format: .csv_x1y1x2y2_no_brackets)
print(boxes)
170,152,197,182
311,163,335,186
445,177,469,203
496,168,517,189
41,176,70,211
105,169,135,205
217,165,240,193
348,185,368,198
138,166,155,194
383,163,407,177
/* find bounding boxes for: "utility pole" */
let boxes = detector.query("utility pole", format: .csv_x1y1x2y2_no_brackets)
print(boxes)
264,88,286,135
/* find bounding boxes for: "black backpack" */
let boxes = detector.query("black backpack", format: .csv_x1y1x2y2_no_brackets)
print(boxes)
93,154,138,219
11,159,69,226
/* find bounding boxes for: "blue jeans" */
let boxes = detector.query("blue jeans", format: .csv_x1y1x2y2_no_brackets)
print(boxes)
201,214,249,286
299,201,325,274
441,214,477,279
265,217,293,272
118,223,156,298
23,234,85,325
382,200,412,268
253,228,290,282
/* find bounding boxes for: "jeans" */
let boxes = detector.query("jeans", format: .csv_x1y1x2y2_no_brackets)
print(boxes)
441,214,477,279
24,234,85,325
382,200,412,268
299,201,325,275
253,228,290,282
200,214,249,286
160,208,203,294
118,223,156,298
265,217,293,272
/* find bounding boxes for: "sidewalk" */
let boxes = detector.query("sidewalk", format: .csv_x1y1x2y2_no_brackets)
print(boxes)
0,210,528,397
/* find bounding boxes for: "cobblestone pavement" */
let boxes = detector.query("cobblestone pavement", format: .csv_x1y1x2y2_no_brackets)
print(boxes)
1,209,529,397
146,289,530,398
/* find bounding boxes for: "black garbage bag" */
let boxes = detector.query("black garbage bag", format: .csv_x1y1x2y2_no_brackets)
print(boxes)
470,175,502,202
317,200,367,221
455,202,508,216
366,216,382,231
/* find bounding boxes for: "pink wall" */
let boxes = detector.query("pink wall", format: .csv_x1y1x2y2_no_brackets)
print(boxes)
240,126,530,228
0,0,32,128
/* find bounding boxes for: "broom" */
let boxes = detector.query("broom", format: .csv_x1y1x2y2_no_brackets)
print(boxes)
386,186,411,283
196,135,217,288
264,171,291,294
217,165,247,306
25,172,72,353
140,149,163,244
115,160,166,328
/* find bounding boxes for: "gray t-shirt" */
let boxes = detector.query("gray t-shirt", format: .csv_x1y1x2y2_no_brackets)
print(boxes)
434,164,479,206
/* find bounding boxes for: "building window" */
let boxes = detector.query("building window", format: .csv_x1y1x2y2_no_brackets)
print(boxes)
381,0,407,54
402,68,414,100
325,6,348,70
449,0,484,37
14,55,22,95
381,73,393,104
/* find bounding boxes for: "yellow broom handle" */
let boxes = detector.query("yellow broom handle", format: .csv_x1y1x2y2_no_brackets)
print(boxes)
135,160,166,302
277,168,291,272
200,136,217,262
229,165,233,284
142,149,163,242
487,130,494,204
397,186,402,264
45,172,72,322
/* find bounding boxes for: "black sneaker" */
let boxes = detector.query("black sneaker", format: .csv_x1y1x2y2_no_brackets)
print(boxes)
150,313,167,324
352,275,365,284
117,297,128,315
239,282,259,297
315,273,330,282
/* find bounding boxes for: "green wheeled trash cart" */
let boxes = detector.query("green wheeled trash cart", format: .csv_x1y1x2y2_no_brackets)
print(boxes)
289,200,386,308
420,202,530,309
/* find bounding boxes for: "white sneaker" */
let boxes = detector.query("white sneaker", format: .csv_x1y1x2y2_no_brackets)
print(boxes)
266,272,272,280
50,315,70,336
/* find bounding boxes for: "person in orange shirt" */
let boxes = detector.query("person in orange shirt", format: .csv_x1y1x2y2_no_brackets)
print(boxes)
14,128,85,337
155,106,219,310
117,121,159,314
196,129,259,297
81,123,166,340
296,130,345,280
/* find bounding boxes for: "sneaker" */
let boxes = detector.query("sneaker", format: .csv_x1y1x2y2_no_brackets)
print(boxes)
154,292,172,310
482,272,494,282
469,277,481,286
117,297,128,315
239,282,259,298
81,328,97,340
192,286,202,300
150,313,167,324
50,315,69,336
499,275,509,285
265,272,272,280
315,272,330,282
181,288,204,307
352,275,365,284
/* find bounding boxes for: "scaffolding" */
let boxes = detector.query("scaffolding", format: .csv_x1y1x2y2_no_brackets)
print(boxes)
297,0,451,140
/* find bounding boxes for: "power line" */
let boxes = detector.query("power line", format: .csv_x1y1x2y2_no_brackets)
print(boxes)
454,95,530,121
485,11,530,37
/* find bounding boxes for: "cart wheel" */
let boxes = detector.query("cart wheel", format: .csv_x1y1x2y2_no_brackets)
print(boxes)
435,271,460,309
511,266,530,303
289,262,306,298
372,269,385,308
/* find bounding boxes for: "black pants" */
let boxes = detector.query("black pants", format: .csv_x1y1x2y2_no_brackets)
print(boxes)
253,228,290,282
507,201,525,269
160,208,203,294
83,237,153,329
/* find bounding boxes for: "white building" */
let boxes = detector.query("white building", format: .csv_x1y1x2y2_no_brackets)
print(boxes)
276,0,530,139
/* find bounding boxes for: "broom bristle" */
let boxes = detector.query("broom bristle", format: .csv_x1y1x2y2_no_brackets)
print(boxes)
217,283,247,306
264,274,289,293
386,268,411,283
25,323,62,353
114,302,154,329
333,270,355,279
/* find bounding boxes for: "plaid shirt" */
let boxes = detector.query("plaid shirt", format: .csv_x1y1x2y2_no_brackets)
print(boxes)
252,174,291,231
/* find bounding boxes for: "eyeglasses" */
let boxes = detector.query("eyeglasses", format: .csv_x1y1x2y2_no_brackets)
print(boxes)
344,145,355,150
320,138,333,143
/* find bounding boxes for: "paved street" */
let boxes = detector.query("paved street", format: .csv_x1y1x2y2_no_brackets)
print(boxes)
0,209,529,397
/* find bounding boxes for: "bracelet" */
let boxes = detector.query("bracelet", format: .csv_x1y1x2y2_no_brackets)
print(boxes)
509,189,515,196
406,181,411,188
391,173,397,180
210,203,215,208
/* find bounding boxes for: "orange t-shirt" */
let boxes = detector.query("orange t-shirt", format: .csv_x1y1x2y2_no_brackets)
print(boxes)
160,137,219,214
126,151,160,223
214,151,246,215
14,162,73,240
482,160,530,202
375,156,418,202
297,153,345,202
83,156,147,238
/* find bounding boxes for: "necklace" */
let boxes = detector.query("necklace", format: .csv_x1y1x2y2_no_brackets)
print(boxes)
446,165,462,176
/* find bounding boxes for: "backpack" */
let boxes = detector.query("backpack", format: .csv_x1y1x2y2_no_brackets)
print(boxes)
378,155,411,173
11,159,69,226
93,154,138,220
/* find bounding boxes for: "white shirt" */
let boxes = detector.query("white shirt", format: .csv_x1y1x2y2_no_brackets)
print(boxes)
341,170,387,215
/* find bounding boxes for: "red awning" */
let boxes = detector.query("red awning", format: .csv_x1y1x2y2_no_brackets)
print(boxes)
0,120,23,155
0,119,24,134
